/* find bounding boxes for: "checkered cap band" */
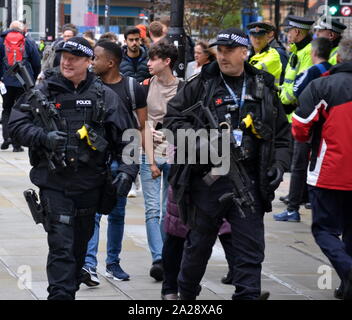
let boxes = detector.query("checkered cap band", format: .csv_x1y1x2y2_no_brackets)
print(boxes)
230,34,249,46
316,20,345,33
63,40,94,57
289,21,312,30
217,33,249,46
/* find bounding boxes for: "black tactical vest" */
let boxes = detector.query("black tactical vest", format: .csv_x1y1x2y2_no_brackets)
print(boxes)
31,79,108,172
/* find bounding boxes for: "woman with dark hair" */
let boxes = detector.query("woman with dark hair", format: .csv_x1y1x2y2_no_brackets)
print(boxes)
185,40,216,79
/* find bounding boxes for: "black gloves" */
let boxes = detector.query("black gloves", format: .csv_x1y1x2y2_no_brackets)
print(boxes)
267,165,284,191
43,131,67,153
113,172,133,198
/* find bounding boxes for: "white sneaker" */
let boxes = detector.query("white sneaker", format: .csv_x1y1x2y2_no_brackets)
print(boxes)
128,183,137,198
135,174,141,192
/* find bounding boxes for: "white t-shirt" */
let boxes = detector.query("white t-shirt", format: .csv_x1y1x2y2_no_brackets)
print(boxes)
146,75,180,159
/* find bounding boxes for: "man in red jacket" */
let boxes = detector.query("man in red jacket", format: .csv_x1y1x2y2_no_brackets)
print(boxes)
292,37,352,300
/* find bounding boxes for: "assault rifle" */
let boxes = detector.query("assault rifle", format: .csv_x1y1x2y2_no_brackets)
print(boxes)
6,62,66,171
182,101,255,218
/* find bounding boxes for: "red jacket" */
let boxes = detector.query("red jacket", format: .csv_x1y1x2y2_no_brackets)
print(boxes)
292,62,352,190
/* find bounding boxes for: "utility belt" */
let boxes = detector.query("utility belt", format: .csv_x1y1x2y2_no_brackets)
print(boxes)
23,189,96,233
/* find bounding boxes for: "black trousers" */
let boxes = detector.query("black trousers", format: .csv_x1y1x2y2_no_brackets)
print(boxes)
161,232,236,295
2,86,24,147
309,186,352,287
287,140,310,211
162,234,185,295
219,233,236,277
40,189,97,300
177,188,265,300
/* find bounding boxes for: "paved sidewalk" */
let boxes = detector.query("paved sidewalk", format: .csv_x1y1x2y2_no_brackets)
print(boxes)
0,147,340,300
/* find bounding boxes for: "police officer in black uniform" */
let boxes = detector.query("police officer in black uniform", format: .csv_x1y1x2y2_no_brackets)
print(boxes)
8,37,139,300
164,28,290,300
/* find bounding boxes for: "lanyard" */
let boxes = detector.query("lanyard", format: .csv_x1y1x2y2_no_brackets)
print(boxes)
221,73,246,110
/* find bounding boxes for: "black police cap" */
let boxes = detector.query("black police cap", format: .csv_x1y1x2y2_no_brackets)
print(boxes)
283,15,315,31
247,22,275,36
56,36,94,58
314,18,347,34
210,27,249,48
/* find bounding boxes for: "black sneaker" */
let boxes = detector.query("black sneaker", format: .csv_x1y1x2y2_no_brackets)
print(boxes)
221,271,233,285
334,282,344,300
80,267,100,287
258,291,270,300
304,202,312,210
150,260,163,281
13,146,24,152
344,269,352,300
1,139,11,150
279,195,289,205
106,263,130,281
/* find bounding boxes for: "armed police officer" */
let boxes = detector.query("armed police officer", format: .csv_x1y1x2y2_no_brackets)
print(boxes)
8,37,138,300
164,28,290,300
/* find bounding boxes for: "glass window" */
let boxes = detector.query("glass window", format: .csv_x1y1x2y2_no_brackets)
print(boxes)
126,17,135,26
64,15,71,24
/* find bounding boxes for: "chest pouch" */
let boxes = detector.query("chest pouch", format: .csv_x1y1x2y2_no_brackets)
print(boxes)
58,99,97,169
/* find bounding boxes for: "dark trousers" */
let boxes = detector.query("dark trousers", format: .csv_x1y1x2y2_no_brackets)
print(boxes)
309,186,352,285
218,233,236,277
40,189,96,300
287,140,310,211
2,86,24,146
177,192,265,300
162,234,185,295
161,232,236,295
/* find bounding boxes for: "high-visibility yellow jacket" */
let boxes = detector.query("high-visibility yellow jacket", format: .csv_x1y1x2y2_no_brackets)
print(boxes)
280,36,313,107
329,46,338,65
249,46,282,87
328,37,342,66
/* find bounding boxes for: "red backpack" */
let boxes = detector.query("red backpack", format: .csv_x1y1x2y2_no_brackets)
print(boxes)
4,31,26,66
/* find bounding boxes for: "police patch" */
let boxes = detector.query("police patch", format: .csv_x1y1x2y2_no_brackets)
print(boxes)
76,100,92,106
215,98,223,105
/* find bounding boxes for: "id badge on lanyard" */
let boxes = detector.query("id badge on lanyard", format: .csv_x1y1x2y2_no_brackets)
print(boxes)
232,128,244,146
221,74,246,146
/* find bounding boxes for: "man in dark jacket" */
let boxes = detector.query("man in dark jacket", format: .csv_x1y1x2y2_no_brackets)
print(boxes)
0,20,41,152
8,37,138,300
292,37,352,300
164,28,290,300
120,27,150,82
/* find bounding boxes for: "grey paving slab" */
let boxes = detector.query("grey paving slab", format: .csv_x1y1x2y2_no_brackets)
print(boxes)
0,146,343,300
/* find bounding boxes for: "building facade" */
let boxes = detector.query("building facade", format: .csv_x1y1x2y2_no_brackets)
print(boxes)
61,0,151,35
1,0,152,40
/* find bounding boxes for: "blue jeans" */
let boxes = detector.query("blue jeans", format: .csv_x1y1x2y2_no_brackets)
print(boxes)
140,154,170,262
84,161,127,268
309,186,352,285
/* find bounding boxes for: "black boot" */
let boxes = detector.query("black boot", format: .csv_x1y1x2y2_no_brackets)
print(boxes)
279,195,289,205
149,259,163,281
343,270,352,300
257,291,270,300
334,282,344,300
221,270,233,285
13,146,24,152
1,139,11,150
